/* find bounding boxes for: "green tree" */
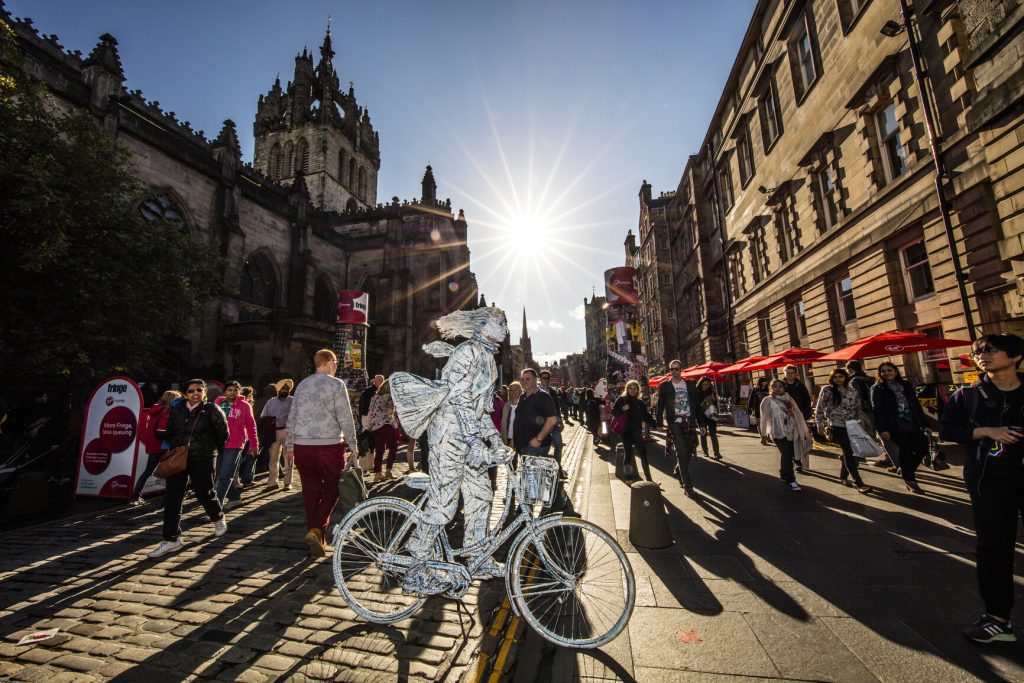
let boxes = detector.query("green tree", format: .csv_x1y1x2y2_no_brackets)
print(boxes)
0,20,223,391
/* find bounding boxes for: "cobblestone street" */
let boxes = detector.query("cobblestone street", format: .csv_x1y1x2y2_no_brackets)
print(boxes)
0,465,496,681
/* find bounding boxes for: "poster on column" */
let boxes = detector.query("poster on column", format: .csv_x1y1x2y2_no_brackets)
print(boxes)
74,376,144,499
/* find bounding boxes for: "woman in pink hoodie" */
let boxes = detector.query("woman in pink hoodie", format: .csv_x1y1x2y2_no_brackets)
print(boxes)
214,381,259,509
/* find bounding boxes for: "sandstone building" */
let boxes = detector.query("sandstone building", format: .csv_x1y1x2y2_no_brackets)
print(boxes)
635,0,1023,387
6,6,481,387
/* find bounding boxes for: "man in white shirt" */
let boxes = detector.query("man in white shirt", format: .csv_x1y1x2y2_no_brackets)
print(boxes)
656,360,699,497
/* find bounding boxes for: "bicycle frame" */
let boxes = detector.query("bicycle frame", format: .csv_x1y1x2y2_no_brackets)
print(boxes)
371,458,573,586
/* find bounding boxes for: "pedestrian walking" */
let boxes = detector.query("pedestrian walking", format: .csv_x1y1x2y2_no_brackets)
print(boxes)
584,388,602,446
747,377,769,432
213,380,259,509
254,383,276,476
940,333,1024,643
131,390,180,505
539,370,565,471
286,349,357,558
849,359,897,469
656,361,700,497
235,386,258,490
781,365,813,472
760,379,810,491
694,376,722,459
814,368,872,493
148,379,229,559
368,379,400,483
358,375,383,468
515,369,559,457
871,361,929,493
612,380,658,481
260,379,294,490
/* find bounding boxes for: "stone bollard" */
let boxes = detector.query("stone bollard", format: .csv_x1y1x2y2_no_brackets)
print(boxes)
614,444,633,480
628,481,673,549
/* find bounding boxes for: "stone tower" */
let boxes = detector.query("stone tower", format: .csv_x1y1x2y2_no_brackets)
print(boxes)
253,22,380,212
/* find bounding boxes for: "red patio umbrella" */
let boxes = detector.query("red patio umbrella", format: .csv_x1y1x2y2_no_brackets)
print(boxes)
717,356,768,374
647,373,672,387
742,347,825,372
817,331,972,361
680,361,730,380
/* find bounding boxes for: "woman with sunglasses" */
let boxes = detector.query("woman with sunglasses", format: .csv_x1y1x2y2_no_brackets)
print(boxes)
612,380,658,481
870,362,929,493
814,368,872,493
148,379,230,559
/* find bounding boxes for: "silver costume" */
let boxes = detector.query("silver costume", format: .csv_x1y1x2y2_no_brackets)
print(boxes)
390,308,507,576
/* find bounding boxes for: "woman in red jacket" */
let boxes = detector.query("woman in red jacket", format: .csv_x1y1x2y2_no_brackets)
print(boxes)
131,390,180,506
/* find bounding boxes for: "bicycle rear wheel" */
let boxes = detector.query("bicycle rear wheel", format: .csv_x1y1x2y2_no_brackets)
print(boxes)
332,497,439,624
508,517,634,648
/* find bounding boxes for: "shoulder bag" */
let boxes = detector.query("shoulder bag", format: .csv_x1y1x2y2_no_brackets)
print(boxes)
154,406,202,479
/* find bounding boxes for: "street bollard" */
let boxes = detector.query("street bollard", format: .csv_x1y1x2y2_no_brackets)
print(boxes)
614,443,633,480
628,481,673,549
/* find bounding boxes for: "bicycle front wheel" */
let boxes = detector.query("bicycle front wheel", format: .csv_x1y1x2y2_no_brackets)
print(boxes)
332,496,438,624
508,517,634,648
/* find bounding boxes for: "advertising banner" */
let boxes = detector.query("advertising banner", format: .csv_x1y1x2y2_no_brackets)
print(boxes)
604,303,646,385
337,290,370,326
604,267,639,306
74,376,144,499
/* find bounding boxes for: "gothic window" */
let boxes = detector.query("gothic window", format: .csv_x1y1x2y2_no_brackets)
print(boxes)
338,149,347,183
359,167,367,201
314,276,337,324
140,193,185,226
348,158,356,189
239,252,279,319
296,138,310,175
283,141,294,177
346,198,357,212
269,143,282,179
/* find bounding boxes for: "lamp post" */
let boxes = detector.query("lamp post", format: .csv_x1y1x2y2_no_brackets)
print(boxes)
882,0,977,339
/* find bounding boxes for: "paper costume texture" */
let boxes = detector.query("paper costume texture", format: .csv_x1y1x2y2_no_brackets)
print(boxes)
390,307,508,585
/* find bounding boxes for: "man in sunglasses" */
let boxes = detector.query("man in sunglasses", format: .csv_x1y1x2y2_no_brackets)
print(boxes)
656,361,700,497
941,333,1024,643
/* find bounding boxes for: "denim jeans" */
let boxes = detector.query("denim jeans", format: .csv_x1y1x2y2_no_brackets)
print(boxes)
215,447,243,503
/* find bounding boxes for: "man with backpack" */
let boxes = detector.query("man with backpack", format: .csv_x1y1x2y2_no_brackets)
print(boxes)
941,333,1024,643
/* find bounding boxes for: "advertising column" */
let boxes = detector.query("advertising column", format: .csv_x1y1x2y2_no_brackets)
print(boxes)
74,376,144,499
604,267,646,386
333,290,370,394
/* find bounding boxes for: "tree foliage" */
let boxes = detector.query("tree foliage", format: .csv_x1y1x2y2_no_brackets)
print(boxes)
0,20,223,390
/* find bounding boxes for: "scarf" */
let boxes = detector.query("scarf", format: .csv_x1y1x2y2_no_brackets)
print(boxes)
769,393,797,440
473,334,499,355
886,380,913,423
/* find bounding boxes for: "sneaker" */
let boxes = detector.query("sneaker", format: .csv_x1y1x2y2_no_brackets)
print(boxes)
128,497,144,507
871,459,892,468
856,484,872,494
794,465,804,474
213,517,228,537
964,615,1017,643
713,453,722,461
148,539,184,559
683,486,696,499
222,499,239,511
789,482,802,492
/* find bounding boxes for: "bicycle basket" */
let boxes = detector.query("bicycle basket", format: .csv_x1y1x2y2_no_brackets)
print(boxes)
520,455,560,507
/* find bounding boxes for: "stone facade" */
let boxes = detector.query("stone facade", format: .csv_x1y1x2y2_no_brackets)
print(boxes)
582,294,608,384
6,7,480,387
633,183,681,372
640,0,1024,387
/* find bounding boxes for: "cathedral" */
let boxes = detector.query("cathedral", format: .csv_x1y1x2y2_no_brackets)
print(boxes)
5,6,481,385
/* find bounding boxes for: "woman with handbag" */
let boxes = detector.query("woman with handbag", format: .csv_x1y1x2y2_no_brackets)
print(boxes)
612,380,658,482
871,362,930,493
814,368,872,493
148,379,230,560
694,376,722,460
760,379,811,491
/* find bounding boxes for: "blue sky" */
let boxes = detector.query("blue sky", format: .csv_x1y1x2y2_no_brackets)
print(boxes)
9,0,755,363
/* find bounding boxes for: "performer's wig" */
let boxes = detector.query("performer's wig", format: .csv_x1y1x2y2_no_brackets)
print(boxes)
434,306,506,340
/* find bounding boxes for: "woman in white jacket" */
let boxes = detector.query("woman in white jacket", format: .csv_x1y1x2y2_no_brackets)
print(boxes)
760,379,812,491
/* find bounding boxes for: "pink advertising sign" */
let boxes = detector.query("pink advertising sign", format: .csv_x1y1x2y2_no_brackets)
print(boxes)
74,376,145,499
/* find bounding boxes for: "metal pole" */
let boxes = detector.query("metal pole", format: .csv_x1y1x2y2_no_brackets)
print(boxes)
898,0,977,339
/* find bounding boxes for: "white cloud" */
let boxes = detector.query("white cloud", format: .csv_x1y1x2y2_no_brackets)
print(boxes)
569,304,585,320
548,320,565,329
528,319,546,329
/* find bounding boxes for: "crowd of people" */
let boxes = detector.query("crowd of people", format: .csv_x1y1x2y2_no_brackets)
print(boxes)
129,329,1024,648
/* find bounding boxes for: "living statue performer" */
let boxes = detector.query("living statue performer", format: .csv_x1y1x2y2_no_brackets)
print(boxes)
389,307,509,591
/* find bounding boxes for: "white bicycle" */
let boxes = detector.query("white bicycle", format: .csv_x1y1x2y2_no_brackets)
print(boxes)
332,450,635,649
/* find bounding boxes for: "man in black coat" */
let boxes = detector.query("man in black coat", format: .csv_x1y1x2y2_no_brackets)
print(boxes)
656,360,700,497
149,379,230,559
781,365,812,419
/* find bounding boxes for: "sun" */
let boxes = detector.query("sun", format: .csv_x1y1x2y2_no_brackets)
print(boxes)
506,211,552,252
